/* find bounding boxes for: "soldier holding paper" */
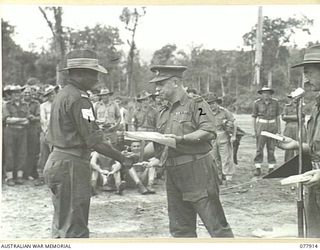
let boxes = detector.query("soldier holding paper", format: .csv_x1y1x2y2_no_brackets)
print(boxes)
141,65,234,238
277,44,320,238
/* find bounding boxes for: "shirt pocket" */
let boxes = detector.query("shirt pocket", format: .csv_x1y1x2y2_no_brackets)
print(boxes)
172,114,195,135
257,105,267,116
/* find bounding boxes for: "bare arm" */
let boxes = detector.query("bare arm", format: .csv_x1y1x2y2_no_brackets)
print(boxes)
253,117,257,136
142,142,156,160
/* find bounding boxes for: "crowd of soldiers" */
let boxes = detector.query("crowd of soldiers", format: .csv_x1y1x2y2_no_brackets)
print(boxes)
2,44,320,239
1,75,299,192
2,80,162,194
2,79,244,192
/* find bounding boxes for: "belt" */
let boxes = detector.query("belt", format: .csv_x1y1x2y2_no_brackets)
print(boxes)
6,124,26,129
52,147,91,160
165,152,210,167
257,118,276,124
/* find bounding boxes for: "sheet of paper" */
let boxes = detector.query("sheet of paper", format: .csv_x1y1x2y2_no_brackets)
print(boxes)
125,131,176,148
261,131,285,142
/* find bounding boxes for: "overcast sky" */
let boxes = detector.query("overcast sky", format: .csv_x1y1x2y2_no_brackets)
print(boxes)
1,4,320,62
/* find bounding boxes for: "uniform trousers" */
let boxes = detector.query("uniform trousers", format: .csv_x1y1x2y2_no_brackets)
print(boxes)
25,124,40,178
283,122,307,162
44,151,91,238
305,183,320,238
4,126,27,175
39,132,51,170
211,132,234,179
165,154,234,237
254,122,277,164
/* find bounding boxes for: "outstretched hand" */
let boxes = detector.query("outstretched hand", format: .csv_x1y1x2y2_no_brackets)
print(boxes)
303,170,320,187
164,134,183,143
276,136,299,150
121,151,139,168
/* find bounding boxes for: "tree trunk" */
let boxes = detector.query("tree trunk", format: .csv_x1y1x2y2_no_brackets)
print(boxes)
254,6,263,86
39,7,65,86
220,75,225,97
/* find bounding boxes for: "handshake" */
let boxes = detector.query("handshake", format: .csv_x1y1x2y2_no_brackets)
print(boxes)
121,150,139,168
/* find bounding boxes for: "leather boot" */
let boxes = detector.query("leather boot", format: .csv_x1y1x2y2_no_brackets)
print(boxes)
6,178,15,186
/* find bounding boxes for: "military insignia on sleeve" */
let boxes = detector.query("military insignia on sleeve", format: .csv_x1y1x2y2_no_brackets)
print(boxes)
81,108,95,122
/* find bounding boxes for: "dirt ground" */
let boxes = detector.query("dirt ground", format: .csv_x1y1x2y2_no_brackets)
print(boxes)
1,114,300,239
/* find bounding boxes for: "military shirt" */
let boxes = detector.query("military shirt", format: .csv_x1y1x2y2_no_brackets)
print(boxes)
134,106,157,131
26,99,40,125
211,106,235,132
95,101,121,125
47,81,104,149
252,97,280,120
156,93,216,157
281,103,305,123
307,105,320,163
4,100,29,121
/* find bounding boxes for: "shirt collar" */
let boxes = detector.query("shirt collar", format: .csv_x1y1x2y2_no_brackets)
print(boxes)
171,90,188,107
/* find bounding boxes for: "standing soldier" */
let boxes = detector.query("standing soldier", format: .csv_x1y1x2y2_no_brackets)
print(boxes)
95,88,121,131
23,86,41,180
2,85,12,183
281,97,307,162
142,65,234,238
278,44,320,238
252,86,281,176
3,85,29,186
205,93,236,183
134,91,157,132
94,88,121,145
43,49,133,238
37,85,59,186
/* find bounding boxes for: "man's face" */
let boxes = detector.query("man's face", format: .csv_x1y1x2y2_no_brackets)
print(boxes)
155,78,175,101
261,91,272,100
23,91,32,101
304,64,320,92
210,102,219,111
70,69,98,91
131,141,141,154
11,92,21,102
102,95,110,104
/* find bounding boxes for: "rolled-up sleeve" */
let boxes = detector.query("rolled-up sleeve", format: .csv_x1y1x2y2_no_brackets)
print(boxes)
194,101,216,133
252,101,258,118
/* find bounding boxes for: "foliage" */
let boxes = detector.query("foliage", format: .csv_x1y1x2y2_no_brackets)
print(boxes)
66,24,124,91
2,20,38,85
119,7,146,97
243,15,313,88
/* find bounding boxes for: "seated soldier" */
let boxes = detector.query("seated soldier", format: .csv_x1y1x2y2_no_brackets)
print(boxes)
90,151,126,195
124,140,159,195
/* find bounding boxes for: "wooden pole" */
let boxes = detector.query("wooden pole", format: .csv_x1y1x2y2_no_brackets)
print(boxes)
254,6,263,86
